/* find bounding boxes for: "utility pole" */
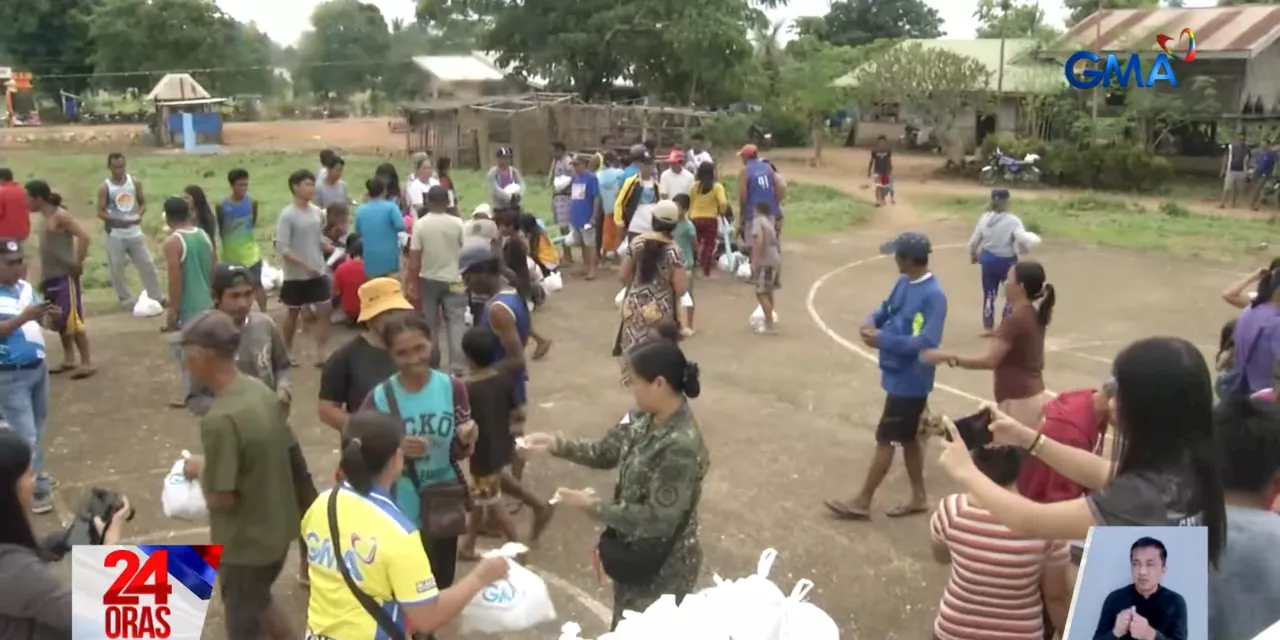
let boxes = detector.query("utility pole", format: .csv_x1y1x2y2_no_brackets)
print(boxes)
997,0,1008,98
1092,0,1103,122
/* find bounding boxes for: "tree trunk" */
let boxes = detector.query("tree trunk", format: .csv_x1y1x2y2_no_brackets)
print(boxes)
812,116,825,166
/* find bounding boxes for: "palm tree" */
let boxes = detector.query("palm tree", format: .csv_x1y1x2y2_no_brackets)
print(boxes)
751,19,789,103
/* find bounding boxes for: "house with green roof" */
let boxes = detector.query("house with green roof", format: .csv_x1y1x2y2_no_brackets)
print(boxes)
837,38,1065,150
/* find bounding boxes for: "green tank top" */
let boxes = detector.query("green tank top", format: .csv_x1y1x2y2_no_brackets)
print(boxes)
175,228,214,324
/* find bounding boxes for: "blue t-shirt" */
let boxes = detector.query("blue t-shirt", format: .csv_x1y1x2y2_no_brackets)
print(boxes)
597,168,625,212
1257,149,1278,177
744,159,779,218
480,291,531,405
569,172,600,229
0,280,45,367
638,181,659,205
373,371,458,523
354,198,407,278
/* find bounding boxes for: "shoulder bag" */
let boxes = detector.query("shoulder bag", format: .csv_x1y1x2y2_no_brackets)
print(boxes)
378,380,471,539
597,481,701,586
326,488,407,640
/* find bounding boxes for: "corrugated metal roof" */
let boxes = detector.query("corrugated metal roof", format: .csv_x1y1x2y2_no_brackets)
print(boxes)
411,54,506,83
145,73,212,102
1057,6,1280,58
835,39,1064,94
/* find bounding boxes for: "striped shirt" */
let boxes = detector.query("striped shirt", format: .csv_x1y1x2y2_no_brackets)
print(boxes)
930,493,1067,640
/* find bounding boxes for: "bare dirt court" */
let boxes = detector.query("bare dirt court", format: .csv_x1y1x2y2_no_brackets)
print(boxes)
0,118,407,153
28,144,1249,639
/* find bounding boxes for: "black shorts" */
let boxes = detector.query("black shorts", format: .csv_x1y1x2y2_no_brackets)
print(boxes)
875,395,929,445
279,277,331,308
220,559,286,638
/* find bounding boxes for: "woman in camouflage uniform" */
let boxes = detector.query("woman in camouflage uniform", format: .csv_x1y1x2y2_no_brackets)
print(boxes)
522,339,709,629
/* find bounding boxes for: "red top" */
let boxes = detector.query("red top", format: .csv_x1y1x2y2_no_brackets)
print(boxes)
0,182,30,241
1017,389,1107,503
333,258,368,321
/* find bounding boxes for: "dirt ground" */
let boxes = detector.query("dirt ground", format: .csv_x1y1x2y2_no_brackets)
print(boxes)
0,118,407,153
32,151,1251,639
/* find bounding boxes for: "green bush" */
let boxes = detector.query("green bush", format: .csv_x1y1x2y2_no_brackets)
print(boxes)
700,108,812,149
983,134,1172,193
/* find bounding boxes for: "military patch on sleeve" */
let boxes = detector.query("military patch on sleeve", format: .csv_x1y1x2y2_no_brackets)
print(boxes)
416,578,437,593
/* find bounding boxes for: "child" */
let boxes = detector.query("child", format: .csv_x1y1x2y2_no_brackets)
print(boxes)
749,201,781,334
331,234,366,325
671,194,697,331
457,327,554,558
868,135,893,207
322,202,350,273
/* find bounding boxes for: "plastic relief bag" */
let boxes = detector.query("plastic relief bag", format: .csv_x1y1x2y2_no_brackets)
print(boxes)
132,291,164,318
260,261,284,291
615,288,627,308
749,306,779,331
544,271,565,293
735,258,753,280
160,450,207,522
459,543,557,634
777,580,839,640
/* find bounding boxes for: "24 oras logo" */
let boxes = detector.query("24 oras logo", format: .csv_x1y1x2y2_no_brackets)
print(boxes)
1065,29,1196,90
73,545,221,639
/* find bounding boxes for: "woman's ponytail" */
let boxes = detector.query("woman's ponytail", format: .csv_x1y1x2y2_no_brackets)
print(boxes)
49,193,63,208
682,361,702,399
1036,283,1056,327
339,411,405,495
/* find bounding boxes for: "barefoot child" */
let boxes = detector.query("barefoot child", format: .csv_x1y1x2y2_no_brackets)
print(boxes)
750,201,780,334
671,194,697,331
458,327,554,557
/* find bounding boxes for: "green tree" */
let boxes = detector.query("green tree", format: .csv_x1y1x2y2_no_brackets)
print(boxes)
296,0,392,99
795,0,943,48
848,42,990,159
775,37,866,163
478,0,762,102
1217,0,1279,5
1063,0,1158,27
974,0,1060,39
0,0,98,95
87,0,264,94
219,22,278,96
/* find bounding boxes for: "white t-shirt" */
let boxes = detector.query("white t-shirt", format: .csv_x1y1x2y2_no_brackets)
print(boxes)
659,168,695,199
406,177,430,211
688,150,714,170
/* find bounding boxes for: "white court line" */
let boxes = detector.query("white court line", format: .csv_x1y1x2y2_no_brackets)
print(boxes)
119,527,615,624
804,243,1060,401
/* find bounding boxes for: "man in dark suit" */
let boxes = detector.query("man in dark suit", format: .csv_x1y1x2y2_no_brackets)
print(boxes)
1093,537,1187,640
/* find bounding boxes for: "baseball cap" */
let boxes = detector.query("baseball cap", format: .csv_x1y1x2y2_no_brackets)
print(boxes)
991,188,1011,200
210,263,255,296
0,239,21,260
571,154,587,166
357,278,413,323
180,310,241,353
652,200,680,225
496,146,513,158
628,143,647,159
667,150,684,164
880,232,932,260
636,150,655,164
472,203,493,219
459,241,498,274
738,144,759,159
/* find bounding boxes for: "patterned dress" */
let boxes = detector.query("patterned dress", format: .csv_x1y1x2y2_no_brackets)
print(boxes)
551,154,574,228
617,235,683,376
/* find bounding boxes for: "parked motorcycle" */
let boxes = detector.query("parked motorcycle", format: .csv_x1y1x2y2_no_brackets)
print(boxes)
980,149,1042,186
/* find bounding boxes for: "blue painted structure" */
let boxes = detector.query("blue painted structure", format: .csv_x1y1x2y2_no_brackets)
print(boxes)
165,111,221,153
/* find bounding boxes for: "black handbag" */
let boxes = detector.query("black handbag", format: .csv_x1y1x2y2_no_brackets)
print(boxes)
597,483,700,586
327,488,407,640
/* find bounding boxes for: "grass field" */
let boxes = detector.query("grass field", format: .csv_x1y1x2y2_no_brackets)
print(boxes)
4,150,871,312
921,193,1276,260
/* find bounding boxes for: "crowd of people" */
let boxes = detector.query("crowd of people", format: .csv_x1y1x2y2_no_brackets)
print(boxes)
0,134,1277,640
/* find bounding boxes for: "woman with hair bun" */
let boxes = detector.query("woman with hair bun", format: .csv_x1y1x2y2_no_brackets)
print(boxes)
923,261,1056,426
520,339,709,629
301,411,508,640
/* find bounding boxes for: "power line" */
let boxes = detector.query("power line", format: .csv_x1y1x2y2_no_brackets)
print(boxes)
28,59,390,80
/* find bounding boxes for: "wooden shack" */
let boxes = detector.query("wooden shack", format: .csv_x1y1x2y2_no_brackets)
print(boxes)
398,93,709,170
145,73,227,146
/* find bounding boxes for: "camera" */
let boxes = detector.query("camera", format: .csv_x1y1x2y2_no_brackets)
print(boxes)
44,488,132,557
950,407,996,451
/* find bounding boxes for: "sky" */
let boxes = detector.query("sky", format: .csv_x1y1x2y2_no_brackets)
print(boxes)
214,0,1220,48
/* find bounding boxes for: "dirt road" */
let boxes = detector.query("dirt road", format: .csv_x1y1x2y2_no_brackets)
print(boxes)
35,159,1247,638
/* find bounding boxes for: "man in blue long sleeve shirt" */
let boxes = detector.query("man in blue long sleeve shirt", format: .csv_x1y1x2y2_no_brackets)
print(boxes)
826,232,947,520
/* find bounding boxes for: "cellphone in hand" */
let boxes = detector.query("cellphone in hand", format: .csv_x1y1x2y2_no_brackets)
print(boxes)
948,407,995,451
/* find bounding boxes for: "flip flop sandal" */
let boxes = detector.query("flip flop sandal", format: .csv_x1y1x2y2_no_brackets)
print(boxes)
69,367,97,380
457,549,482,562
823,499,871,520
886,504,928,518
48,364,75,375
532,341,553,361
